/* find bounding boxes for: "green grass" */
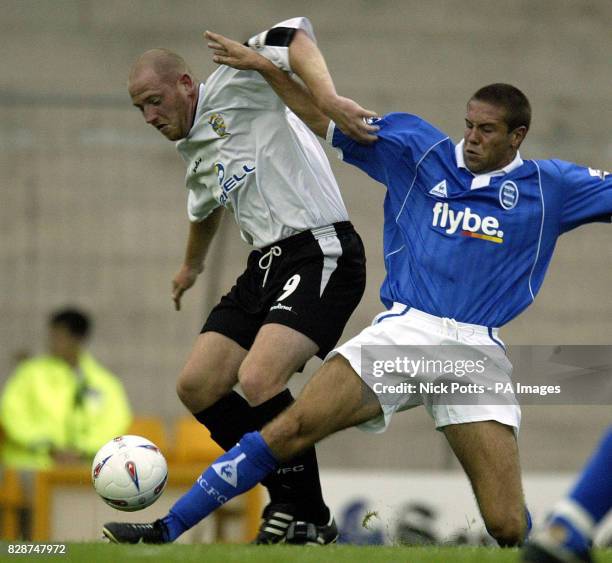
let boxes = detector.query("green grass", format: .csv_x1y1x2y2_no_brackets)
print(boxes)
2,543,612,563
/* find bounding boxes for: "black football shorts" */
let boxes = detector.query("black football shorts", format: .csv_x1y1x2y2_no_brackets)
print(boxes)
202,222,366,358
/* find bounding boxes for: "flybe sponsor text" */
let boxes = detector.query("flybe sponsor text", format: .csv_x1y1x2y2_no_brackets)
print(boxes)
432,202,504,243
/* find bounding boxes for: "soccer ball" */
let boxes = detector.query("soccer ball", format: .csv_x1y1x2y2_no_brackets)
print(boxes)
92,435,168,511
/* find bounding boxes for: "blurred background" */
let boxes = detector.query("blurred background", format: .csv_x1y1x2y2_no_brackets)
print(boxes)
0,0,610,543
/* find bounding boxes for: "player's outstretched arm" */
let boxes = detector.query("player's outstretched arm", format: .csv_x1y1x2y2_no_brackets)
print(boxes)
172,207,223,311
205,30,330,138
288,29,379,143
205,30,378,143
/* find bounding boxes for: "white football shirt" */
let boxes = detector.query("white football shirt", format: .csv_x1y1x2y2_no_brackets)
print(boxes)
176,17,348,248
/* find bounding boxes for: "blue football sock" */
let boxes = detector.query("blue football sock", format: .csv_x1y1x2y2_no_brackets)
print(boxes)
161,431,278,541
544,426,612,554
569,426,612,525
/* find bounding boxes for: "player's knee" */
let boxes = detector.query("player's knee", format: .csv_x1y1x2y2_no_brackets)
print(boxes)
238,365,284,406
485,511,525,547
176,368,222,412
176,371,200,409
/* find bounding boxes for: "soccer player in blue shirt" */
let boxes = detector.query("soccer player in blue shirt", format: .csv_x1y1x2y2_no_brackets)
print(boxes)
104,22,611,548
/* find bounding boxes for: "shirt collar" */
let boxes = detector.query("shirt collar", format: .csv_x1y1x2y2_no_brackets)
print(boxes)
181,83,206,142
194,83,206,120
455,139,523,189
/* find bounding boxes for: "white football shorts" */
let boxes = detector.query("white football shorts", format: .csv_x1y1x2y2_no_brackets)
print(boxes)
327,303,521,433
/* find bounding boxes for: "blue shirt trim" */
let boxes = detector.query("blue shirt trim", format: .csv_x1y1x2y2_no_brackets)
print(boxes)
375,305,411,324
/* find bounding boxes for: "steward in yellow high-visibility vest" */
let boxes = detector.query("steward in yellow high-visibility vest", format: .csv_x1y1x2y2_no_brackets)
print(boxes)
0,308,132,470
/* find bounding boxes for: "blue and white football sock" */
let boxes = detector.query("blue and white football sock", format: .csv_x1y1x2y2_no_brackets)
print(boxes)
161,431,278,541
545,426,612,553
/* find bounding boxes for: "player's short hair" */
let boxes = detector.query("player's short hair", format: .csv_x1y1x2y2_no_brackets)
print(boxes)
470,83,531,132
130,48,195,85
150,49,191,83
49,307,91,340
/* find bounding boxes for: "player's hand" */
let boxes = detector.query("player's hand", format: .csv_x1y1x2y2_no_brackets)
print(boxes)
172,264,202,311
205,30,269,71
320,95,379,144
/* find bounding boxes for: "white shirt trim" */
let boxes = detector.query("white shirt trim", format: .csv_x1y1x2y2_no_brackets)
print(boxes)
325,120,336,144
528,160,545,302
455,139,523,189
395,136,449,222
326,120,345,161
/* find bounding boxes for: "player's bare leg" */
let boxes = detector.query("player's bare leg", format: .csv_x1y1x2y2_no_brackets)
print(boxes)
235,324,338,543
103,356,382,546
252,354,382,542
237,323,318,406
177,324,318,412
176,326,325,542
181,323,342,544
262,355,384,460
176,331,247,412
443,420,527,547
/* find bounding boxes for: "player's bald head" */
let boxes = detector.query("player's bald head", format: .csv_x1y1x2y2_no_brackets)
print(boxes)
129,48,194,85
128,48,200,141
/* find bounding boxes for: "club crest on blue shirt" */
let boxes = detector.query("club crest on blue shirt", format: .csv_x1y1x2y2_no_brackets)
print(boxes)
208,113,231,137
499,181,519,210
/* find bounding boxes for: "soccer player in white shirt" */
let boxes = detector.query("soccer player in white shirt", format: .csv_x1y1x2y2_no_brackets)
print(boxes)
118,18,374,544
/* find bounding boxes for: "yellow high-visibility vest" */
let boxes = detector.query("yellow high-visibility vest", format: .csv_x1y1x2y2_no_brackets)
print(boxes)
0,353,132,469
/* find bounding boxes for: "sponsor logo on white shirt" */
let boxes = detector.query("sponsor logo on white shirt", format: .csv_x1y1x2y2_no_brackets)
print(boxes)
214,162,256,205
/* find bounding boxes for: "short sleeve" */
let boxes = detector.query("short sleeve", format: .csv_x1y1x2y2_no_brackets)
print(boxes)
246,17,316,73
187,187,221,223
557,160,612,233
327,113,448,185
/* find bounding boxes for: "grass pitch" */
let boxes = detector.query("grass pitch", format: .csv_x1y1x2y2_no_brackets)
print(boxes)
3,543,612,563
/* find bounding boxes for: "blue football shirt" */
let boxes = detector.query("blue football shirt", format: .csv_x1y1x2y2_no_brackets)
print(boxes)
329,113,612,327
